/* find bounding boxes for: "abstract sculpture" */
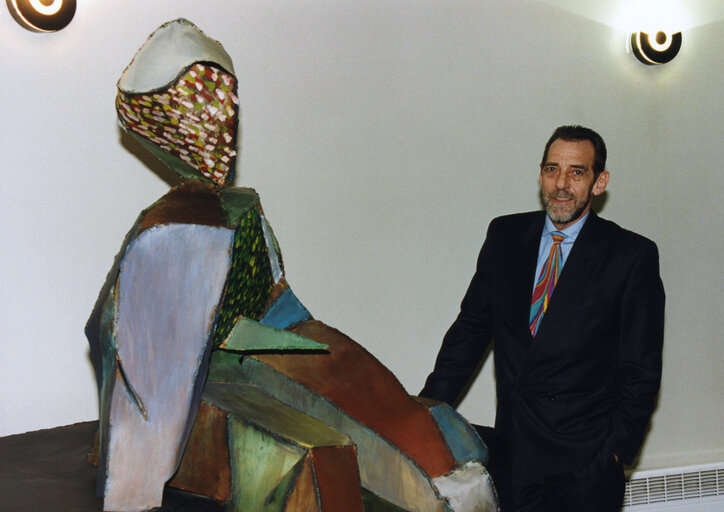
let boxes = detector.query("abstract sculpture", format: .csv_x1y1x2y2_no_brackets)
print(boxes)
86,19,498,512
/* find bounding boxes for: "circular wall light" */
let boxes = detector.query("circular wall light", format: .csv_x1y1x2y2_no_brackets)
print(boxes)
7,0,76,32
631,31,682,65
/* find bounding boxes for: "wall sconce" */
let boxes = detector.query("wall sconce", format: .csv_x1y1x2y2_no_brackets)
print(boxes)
631,31,682,65
7,0,76,32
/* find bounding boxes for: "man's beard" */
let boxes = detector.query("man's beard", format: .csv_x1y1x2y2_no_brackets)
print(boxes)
542,188,592,226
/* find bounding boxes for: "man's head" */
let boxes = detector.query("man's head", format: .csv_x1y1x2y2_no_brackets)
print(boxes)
539,125,610,229
541,125,607,179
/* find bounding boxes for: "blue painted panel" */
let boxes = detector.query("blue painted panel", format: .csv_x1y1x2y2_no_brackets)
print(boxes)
429,403,489,466
260,288,311,329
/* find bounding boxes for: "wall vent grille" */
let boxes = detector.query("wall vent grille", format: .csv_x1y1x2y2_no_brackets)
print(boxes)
622,463,724,510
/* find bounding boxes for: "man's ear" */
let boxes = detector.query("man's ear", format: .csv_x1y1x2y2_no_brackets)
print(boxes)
592,170,609,196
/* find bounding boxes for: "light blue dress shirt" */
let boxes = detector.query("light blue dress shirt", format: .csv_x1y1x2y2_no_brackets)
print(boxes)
532,211,590,288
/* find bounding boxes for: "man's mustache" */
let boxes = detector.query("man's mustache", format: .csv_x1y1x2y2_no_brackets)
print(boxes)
548,192,574,200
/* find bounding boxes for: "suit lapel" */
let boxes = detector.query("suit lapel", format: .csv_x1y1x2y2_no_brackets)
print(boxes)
524,212,608,362
505,212,545,347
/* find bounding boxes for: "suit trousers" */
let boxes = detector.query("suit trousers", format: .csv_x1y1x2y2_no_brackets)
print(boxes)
500,449,625,512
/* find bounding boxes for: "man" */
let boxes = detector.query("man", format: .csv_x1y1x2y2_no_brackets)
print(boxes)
420,125,665,511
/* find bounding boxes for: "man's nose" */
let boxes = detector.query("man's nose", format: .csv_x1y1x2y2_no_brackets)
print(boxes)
555,171,569,189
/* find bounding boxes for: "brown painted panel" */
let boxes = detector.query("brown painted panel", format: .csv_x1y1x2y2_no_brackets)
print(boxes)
87,429,99,466
284,454,320,512
169,401,232,502
311,445,363,512
252,320,455,477
139,181,226,232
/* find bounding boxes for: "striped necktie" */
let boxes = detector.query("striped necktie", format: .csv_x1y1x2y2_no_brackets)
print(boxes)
529,232,566,337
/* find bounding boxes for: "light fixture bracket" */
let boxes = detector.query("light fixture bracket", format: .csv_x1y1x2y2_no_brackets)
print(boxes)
6,0,76,32
631,31,682,65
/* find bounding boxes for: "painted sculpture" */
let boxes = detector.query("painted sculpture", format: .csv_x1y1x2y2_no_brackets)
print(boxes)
86,19,499,512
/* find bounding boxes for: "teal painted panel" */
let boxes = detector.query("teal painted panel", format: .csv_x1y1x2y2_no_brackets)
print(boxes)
260,288,311,329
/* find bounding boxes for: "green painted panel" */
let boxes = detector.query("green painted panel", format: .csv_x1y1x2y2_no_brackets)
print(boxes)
204,382,351,448
206,350,244,383
127,130,211,184
260,456,305,512
219,188,259,226
218,317,327,353
95,283,119,492
362,488,410,512
227,411,305,512
235,358,446,512
212,208,274,347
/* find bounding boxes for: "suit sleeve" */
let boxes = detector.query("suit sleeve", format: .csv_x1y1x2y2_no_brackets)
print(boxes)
608,239,665,464
419,224,496,405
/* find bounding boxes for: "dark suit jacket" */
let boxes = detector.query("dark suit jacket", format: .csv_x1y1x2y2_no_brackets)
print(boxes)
421,211,665,479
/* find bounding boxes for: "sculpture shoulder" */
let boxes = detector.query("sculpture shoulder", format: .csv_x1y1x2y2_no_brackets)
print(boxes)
136,182,263,232
218,186,262,226
138,181,227,231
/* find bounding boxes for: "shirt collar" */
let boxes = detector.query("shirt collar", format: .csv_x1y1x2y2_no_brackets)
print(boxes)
543,210,590,242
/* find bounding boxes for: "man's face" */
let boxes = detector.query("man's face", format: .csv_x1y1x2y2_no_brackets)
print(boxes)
539,138,609,229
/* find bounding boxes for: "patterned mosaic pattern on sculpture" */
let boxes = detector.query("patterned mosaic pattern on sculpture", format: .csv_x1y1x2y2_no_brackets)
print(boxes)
117,63,238,186
212,208,274,348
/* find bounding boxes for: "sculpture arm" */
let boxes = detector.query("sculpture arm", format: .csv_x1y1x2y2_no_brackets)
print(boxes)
101,224,233,510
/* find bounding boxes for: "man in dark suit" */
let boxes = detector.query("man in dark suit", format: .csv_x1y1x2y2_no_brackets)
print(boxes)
420,125,665,511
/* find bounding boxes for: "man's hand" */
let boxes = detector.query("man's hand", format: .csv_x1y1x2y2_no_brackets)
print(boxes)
413,395,442,407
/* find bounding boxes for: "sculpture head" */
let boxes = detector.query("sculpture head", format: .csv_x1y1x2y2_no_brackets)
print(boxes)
116,19,239,186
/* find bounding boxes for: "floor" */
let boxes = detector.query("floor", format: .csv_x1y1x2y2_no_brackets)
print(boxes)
0,421,221,511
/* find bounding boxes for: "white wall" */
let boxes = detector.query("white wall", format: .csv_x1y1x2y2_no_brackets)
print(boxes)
0,0,721,471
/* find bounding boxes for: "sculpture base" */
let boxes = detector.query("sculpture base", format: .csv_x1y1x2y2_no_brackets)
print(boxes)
0,420,501,511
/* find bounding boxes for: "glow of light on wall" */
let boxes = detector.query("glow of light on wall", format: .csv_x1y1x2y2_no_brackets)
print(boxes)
611,0,689,34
